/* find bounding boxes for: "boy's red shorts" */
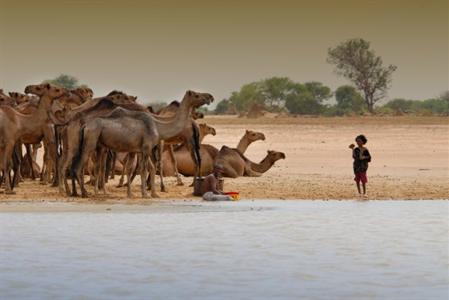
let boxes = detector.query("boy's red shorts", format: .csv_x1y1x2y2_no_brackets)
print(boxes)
354,172,367,183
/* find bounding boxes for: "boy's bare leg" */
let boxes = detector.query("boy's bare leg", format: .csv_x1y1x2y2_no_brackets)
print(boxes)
362,183,366,195
356,182,361,195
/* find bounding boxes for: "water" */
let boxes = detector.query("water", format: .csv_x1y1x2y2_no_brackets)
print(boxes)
0,200,448,300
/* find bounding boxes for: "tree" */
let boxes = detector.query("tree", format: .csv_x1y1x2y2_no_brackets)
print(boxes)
440,91,449,116
285,83,323,115
335,85,365,114
260,77,294,111
215,99,231,114
43,74,81,89
229,82,264,112
327,38,397,112
304,81,332,103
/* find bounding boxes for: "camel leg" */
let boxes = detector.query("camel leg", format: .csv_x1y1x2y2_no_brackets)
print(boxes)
109,150,116,180
169,145,184,187
140,153,148,198
157,142,167,192
125,154,134,198
117,153,129,188
149,158,159,198
3,144,15,194
74,129,99,198
100,149,108,194
12,144,22,189
25,144,36,180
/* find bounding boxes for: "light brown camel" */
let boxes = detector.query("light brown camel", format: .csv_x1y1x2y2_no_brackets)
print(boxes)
72,90,213,198
215,147,285,178
0,83,66,193
56,91,145,196
161,123,216,177
165,129,266,177
0,90,16,106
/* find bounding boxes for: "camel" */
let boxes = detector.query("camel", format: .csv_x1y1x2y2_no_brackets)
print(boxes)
165,129,266,177
0,83,66,193
72,90,213,198
0,90,16,106
215,147,285,178
56,91,146,196
119,100,206,191
160,123,216,177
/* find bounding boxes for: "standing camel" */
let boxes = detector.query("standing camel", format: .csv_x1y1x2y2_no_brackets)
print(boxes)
72,90,213,198
0,84,66,193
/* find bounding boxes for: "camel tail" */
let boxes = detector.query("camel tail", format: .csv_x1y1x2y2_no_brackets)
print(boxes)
192,123,201,177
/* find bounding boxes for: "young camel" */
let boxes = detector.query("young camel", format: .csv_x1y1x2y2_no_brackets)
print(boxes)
72,90,213,198
215,148,286,178
0,84,66,193
166,129,266,177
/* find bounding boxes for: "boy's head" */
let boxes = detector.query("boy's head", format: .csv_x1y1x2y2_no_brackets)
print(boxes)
355,134,367,146
213,164,224,178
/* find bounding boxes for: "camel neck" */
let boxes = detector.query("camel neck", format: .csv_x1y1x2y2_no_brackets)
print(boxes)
17,94,52,136
249,155,275,173
153,99,192,140
236,136,250,153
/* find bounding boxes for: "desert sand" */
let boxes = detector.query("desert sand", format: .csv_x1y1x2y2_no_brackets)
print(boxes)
0,116,447,203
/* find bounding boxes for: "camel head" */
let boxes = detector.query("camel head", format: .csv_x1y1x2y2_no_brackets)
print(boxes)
182,90,214,109
106,90,137,104
266,150,286,163
245,130,266,143
8,92,31,105
199,123,216,137
0,92,15,106
71,87,94,102
192,110,204,120
24,83,67,99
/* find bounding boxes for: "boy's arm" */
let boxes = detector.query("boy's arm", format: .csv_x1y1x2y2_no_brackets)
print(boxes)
361,149,371,161
210,177,223,195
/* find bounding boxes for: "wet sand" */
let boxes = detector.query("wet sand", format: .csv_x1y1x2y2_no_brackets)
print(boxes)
0,116,447,203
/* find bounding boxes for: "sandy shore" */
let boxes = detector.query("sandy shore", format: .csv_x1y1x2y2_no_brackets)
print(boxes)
0,116,447,203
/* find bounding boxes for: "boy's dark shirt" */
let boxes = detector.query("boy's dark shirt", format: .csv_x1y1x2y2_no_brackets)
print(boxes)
353,147,371,173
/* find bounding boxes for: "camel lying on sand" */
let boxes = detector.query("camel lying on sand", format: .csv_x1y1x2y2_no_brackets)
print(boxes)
163,129,265,177
215,147,285,178
72,90,213,198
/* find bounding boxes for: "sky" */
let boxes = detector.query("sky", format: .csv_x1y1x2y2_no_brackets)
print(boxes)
0,0,447,105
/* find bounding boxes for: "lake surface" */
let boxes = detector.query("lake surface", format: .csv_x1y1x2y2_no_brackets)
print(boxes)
0,200,448,300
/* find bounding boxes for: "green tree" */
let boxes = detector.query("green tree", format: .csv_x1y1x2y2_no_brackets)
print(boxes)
285,83,323,115
327,38,397,112
335,85,365,114
260,77,294,111
383,98,414,112
440,91,449,116
304,81,332,103
43,74,81,89
215,99,231,114
229,82,264,112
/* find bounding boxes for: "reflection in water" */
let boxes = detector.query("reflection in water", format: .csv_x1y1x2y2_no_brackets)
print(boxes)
0,201,447,300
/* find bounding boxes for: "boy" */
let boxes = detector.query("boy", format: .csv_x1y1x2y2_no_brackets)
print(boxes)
202,164,233,201
349,134,371,197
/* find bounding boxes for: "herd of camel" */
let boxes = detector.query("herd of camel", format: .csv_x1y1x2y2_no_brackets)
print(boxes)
0,84,286,198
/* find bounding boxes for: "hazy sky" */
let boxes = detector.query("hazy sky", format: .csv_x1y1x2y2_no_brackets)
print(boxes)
0,0,447,104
